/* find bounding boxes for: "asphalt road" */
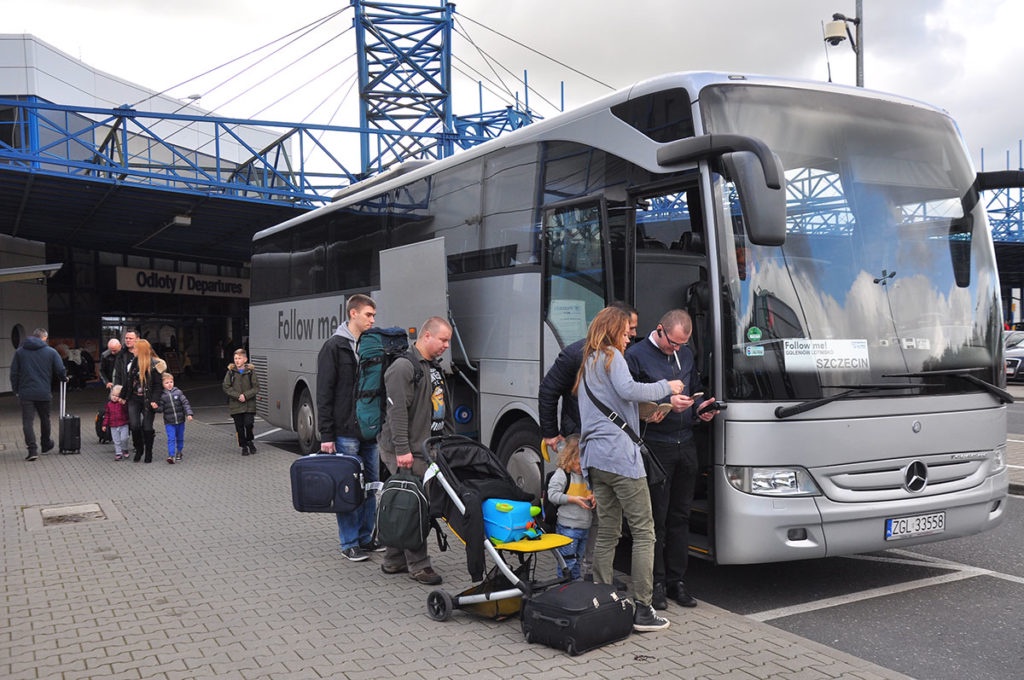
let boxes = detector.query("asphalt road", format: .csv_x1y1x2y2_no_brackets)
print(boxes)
684,492,1023,680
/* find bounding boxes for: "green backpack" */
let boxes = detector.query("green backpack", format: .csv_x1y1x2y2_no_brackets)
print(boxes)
354,327,422,441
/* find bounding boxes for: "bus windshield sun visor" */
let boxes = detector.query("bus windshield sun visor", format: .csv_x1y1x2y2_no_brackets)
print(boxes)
656,134,782,189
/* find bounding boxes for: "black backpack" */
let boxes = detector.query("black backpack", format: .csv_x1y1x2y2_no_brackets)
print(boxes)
539,468,570,533
354,327,422,441
375,469,431,550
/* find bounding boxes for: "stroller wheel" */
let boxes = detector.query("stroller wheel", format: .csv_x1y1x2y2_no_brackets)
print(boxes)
426,589,453,622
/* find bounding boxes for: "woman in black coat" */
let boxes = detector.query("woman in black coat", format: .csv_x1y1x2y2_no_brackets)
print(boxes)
124,339,165,463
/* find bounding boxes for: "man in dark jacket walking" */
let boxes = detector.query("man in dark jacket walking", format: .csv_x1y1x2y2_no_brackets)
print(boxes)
316,293,382,562
10,328,67,461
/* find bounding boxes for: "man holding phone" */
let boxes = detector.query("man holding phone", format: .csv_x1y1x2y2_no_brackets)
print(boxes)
625,309,718,610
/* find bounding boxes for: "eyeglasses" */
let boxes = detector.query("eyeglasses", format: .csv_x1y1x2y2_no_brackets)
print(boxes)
661,328,687,348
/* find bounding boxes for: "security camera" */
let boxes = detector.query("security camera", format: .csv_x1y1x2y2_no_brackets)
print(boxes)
824,20,848,46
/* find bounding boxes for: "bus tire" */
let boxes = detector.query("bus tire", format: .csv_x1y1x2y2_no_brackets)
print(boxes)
294,388,319,454
495,419,543,501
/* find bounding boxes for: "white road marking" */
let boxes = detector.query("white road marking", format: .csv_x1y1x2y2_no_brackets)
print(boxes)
747,548,1024,622
254,427,281,440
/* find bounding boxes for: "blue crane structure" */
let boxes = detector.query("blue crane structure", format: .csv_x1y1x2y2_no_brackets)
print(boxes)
0,0,1021,266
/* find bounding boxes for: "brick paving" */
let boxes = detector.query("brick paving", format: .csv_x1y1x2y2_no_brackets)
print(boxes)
7,377,1015,679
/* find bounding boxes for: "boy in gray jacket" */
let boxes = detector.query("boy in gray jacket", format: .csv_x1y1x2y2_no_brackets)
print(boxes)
157,372,193,463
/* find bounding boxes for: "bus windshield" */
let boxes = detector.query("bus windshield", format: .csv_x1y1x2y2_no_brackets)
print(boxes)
702,84,1003,400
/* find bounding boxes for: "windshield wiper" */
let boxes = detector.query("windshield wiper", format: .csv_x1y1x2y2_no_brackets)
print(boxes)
882,368,1013,404
774,384,922,419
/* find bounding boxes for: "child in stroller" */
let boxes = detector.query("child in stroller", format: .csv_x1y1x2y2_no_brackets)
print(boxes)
422,435,573,621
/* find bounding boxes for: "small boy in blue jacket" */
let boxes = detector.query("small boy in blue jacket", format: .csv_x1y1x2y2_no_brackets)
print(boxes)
157,372,193,464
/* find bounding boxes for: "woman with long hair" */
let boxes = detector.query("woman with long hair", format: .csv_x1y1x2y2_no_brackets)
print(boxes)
574,306,683,633
125,338,164,463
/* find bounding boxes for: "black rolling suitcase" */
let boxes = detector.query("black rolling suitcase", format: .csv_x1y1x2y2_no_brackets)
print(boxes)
58,381,81,454
290,453,365,513
521,581,635,655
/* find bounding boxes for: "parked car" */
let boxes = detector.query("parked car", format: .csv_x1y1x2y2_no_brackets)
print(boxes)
1006,342,1024,382
1004,330,1024,349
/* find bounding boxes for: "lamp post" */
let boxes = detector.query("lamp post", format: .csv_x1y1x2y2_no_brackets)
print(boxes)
823,0,863,87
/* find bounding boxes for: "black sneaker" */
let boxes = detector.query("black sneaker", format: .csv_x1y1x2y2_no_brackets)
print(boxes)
667,581,698,608
359,538,386,552
248,442,257,454
633,603,670,632
25,451,39,461
652,582,668,610
41,440,55,453
341,546,369,562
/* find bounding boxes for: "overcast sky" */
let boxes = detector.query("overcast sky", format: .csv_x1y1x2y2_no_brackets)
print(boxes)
8,0,1024,170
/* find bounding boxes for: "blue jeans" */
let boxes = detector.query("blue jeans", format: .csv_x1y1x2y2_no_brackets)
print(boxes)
165,422,186,456
335,436,379,550
555,524,589,580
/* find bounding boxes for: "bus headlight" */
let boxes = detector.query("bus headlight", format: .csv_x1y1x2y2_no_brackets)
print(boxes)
725,466,821,497
992,444,1007,474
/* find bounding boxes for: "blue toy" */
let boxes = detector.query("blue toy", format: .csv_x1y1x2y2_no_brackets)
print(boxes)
482,498,542,543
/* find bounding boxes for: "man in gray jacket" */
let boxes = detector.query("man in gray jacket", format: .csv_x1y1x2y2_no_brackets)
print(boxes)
378,316,454,585
10,328,67,461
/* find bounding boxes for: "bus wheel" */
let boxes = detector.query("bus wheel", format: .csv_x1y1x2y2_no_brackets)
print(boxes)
294,388,319,454
495,420,543,501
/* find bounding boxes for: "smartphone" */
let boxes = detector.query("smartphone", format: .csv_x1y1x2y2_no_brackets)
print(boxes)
691,391,704,399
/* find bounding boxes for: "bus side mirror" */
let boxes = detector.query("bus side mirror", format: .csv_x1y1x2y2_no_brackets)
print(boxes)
720,151,787,247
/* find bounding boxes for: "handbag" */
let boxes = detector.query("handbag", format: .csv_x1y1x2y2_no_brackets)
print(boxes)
582,379,668,486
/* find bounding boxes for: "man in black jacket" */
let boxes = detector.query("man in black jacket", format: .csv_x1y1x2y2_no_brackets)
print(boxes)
316,293,382,563
98,338,122,390
10,328,67,460
539,302,638,453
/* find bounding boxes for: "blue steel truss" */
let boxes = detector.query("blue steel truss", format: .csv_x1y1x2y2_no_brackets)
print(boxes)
353,0,455,175
0,96,443,207
352,0,538,173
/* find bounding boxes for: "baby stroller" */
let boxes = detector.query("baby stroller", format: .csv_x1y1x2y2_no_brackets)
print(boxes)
422,435,573,622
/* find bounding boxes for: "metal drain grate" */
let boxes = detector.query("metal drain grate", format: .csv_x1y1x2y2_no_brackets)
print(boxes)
41,503,106,525
24,500,122,530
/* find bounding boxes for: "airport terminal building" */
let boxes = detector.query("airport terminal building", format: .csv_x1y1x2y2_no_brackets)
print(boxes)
0,35,308,387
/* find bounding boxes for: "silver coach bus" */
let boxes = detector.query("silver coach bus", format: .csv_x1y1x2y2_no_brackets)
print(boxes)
250,72,1011,564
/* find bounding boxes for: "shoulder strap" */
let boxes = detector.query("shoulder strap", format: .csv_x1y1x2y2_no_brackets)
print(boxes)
582,378,643,446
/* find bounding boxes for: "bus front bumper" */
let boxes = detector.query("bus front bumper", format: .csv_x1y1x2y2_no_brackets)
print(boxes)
713,470,1008,565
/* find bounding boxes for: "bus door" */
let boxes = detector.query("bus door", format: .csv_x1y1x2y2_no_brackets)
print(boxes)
540,199,614,370
631,183,716,555
375,236,450,367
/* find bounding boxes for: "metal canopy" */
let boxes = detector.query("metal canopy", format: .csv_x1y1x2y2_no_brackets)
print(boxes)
0,262,62,283
0,168,305,264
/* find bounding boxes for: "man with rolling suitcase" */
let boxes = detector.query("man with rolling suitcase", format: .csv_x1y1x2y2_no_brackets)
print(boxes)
316,293,384,562
10,328,67,461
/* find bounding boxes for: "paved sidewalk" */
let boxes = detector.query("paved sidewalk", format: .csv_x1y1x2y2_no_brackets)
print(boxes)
5,379,1015,679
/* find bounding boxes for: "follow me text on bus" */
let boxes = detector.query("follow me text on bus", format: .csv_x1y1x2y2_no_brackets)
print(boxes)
250,72,1015,564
